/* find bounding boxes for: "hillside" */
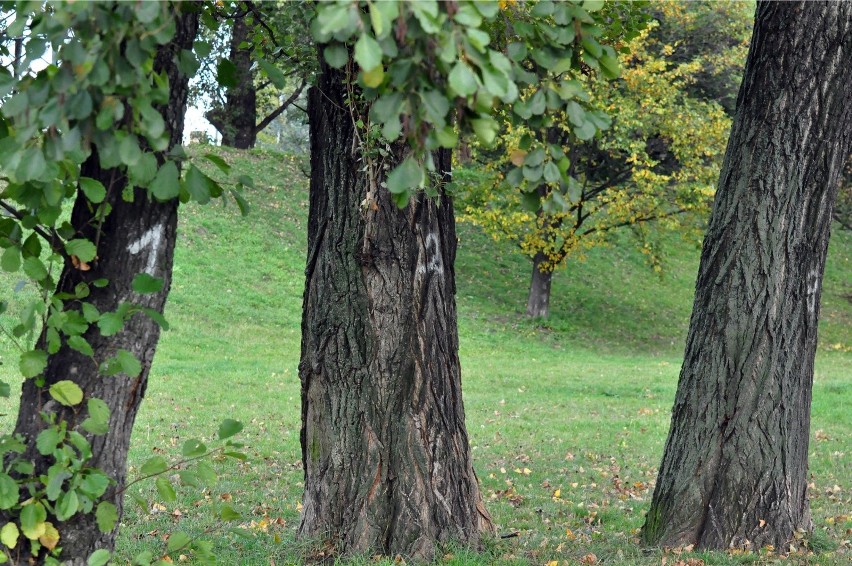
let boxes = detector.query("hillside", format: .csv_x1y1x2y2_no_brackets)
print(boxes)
0,146,849,564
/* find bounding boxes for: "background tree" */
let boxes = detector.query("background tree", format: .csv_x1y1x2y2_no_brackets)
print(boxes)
642,0,852,550
196,1,312,149
457,2,739,317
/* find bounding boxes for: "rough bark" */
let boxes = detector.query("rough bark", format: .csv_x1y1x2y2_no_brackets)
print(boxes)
298,63,494,561
643,1,852,550
8,9,198,563
525,252,553,318
206,16,257,149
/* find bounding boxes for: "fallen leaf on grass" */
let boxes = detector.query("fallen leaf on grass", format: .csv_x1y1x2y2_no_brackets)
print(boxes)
580,553,597,564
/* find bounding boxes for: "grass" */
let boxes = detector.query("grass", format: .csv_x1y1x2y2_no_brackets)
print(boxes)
0,146,850,565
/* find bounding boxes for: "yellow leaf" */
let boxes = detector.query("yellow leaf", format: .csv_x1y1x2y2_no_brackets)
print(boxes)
546,561,558,566
361,66,384,88
522,467,531,475
553,489,561,498
510,149,527,166
296,501,304,512
0,523,18,549
38,521,59,551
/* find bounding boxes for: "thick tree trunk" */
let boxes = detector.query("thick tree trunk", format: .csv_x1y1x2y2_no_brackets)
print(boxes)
206,17,257,149
9,10,198,563
298,64,494,560
526,252,553,318
642,1,852,551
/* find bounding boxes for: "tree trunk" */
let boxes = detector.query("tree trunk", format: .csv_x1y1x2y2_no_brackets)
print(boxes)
526,252,553,318
298,63,494,561
207,17,257,149
9,10,198,563
642,1,852,551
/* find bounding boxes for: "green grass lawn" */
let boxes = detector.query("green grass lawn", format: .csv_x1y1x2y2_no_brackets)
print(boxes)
1,146,850,565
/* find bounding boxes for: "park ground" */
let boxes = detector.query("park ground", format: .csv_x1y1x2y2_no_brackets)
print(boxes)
1,147,850,565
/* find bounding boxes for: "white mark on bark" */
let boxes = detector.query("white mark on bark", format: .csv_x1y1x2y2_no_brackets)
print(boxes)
417,232,444,276
127,223,165,275
806,268,819,315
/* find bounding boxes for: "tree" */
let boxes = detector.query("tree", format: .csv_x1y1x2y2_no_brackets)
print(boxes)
0,1,249,561
301,0,629,558
458,7,732,317
198,1,311,149
642,1,852,550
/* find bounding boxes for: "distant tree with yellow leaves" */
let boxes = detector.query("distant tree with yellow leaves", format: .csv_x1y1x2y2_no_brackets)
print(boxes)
457,1,751,317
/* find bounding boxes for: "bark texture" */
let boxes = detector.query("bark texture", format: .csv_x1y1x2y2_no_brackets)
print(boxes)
298,63,494,560
206,16,257,149
525,252,553,318
8,10,198,563
643,1,852,550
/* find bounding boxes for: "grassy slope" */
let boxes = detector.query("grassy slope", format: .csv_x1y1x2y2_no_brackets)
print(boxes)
0,146,849,565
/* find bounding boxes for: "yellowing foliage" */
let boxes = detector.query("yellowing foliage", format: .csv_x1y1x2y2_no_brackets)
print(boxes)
458,3,745,274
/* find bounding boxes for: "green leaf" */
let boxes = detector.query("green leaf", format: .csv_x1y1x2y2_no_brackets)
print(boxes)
0,522,18,549
323,44,349,69
97,312,124,337
421,90,450,128
19,350,47,378
19,502,46,540
36,427,63,455
0,475,19,510
258,59,288,89
195,462,218,484
16,147,46,182
361,65,384,88
132,273,164,294
150,161,180,201
472,117,498,146
230,188,250,216
166,532,190,553
95,501,118,534
584,0,605,12
448,62,478,97
81,398,110,435
79,177,106,203
22,257,48,281
202,153,230,174
49,380,84,407
155,477,176,503
87,550,111,566
115,349,141,377
220,505,241,521
216,58,238,88
385,157,423,195
369,93,402,124
183,164,214,205
218,419,244,440
181,439,207,458
65,239,97,263
119,134,142,166
1,247,20,273
140,456,168,476
67,335,94,357
354,34,382,71
544,161,561,183
80,471,111,499
55,489,79,520
140,307,169,330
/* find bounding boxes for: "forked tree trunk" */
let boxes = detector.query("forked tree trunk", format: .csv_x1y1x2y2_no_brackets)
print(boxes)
526,252,553,318
643,1,852,550
298,63,494,560
206,17,257,149
9,10,198,562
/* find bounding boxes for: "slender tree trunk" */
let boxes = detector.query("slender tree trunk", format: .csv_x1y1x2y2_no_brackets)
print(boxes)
207,17,257,149
9,10,198,563
643,1,852,550
526,252,553,318
298,63,494,561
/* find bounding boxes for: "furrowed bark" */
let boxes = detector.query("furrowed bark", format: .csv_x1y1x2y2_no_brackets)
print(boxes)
8,8,198,563
643,1,852,550
298,62,494,560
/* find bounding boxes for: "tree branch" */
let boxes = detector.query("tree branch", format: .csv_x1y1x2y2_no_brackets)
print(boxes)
0,200,63,252
254,80,306,134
